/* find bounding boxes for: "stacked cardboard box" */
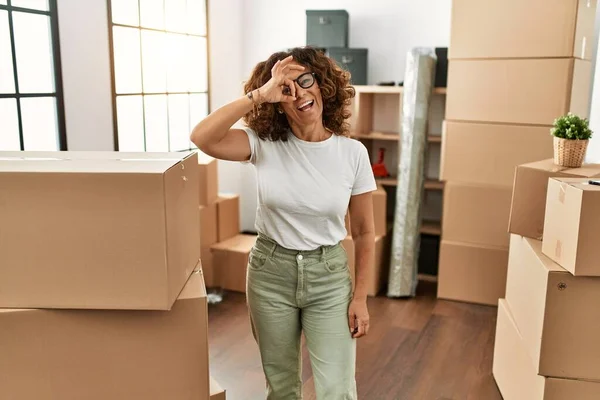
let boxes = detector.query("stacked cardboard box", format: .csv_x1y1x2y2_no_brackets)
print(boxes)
494,172,600,398
438,0,594,305
0,151,211,399
197,153,253,291
342,186,391,296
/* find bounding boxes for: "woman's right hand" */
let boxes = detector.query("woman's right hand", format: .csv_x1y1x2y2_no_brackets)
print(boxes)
254,55,305,104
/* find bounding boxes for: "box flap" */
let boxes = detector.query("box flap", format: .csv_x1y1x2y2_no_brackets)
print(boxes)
520,159,569,173
525,237,565,273
552,177,600,192
178,266,207,301
0,151,192,174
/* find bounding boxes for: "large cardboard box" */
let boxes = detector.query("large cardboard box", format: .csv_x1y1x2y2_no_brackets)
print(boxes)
442,182,512,248
506,235,600,380
543,178,600,276
211,234,258,293
0,152,199,310
342,234,389,296
446,58,591,125
0,268,210,400
201,248,216,287
437,240,508,306
210,376,226,400
216,194,240,242
450,0,596,60
440,121,553,186
373,186,387,237
200,203,218,247
198,152,218,206
509,160,600,239
493,299,600,400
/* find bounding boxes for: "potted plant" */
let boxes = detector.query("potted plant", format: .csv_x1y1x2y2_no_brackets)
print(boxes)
551,113,593,168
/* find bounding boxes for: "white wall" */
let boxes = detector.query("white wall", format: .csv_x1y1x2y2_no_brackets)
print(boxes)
242,0,452,85
57,0,114,150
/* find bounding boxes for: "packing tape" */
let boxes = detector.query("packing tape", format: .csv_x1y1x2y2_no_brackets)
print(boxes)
558,183,567,204
555,240,562,259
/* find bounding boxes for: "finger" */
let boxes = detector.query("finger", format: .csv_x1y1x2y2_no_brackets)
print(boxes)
353,322,365,339
271,60,281,74
279,95,296,103
348,313,355,333
365,322,370,336
284,65,305,73
284,79,296,98
279,55,294,67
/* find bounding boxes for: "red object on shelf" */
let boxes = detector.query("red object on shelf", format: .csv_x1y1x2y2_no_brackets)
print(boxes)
372,148,389,178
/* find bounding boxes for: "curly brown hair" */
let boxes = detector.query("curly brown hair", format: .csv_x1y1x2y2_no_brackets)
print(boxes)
242,47,356,141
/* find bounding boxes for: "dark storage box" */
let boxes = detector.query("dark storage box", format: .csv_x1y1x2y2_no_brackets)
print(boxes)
327,48,368,85
306,10,349,48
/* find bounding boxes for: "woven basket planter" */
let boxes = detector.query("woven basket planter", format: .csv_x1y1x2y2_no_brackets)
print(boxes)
553,137,588,168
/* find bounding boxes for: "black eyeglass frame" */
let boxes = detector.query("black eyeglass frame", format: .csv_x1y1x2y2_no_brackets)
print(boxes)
283,72,316,95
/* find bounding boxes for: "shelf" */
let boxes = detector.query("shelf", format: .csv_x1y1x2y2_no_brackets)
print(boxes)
417,273,438,283
376,178,444,191
420,221,442,236
352,131,400,141
354,85,447,95
376,177,398,186
352,132,442,144
424,180,444,190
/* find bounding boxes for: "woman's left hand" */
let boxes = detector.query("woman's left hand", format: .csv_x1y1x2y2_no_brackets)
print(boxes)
348,297,370,338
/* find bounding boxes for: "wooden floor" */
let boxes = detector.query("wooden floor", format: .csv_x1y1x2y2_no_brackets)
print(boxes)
207,282,503,400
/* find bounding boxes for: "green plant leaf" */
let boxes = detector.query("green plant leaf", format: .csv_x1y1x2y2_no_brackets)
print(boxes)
551,113,593,140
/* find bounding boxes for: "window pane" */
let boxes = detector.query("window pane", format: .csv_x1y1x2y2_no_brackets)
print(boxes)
186,0,206,35
140,0,164,30
111,0,139,26
117,95,145,151
141,30,166,93
0,11,15,94
168,94,190,151
12,12,55,93
189,93,207,149
113,26,142,94
165,0,186,33
187,36,208,92
21,97,59,151
11,0,49,11
144,95,169,152
0,98,20,150
166,33,187,92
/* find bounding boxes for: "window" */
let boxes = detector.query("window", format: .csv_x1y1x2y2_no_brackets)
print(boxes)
0,0,66,151
108,0,209,152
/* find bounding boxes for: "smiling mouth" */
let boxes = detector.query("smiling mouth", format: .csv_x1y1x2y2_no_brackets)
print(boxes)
296,100,314,112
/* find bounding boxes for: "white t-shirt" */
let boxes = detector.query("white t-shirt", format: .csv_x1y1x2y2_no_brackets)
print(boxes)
243,127,377,250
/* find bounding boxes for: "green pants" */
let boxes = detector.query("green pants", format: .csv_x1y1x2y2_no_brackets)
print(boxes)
246,234,357,400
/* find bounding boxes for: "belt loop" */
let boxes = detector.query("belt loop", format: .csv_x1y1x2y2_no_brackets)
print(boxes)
320,245,326,261
269,240,277,257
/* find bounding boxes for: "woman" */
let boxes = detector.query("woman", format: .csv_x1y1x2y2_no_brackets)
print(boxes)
191,47,376,400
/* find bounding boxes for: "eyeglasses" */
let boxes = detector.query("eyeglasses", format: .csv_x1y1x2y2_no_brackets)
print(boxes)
283,72,316,95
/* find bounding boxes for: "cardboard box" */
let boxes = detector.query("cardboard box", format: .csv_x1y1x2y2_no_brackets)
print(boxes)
437,241,508,306
440,121,553,186
493,299,600,400
543,178,600,276
198,152,218,206
506,235,600,380
200,203,218,247
442,182,512,248
0,268,210,400
201,248,216,287
216,194,240,242
343,234,391,296
450,0,596,60
446,58,591,125
372,186,387,237
211,234,258,292
210,376,226,400
509,160,600,240
0,152,199,310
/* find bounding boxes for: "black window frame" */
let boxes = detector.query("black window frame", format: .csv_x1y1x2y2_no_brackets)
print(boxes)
106,0,211,152
0,0,67,151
